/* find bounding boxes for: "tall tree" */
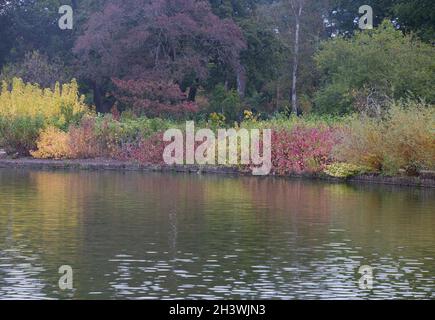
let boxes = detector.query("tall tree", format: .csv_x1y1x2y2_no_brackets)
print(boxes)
327,0,435,41
289,0,304,115
262,0,328,114
326,0,394,36
314,21,435,115
205,0,285,108
0,0,13,68
392,0,435,42
0,0,76,66
74,0,246,113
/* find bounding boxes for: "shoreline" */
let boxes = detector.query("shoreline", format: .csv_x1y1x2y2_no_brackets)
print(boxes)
0,158,434,188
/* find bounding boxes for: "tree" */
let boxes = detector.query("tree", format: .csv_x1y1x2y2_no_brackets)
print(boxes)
327,0,435,42
209,0,258,19
326,0,395,36
112,78,198,118
204,4,286,111
238,17,285,109
0,51,71,88
74,0,246,113
392,0,435,42
0,0,13,68
314,20,435,115
289,0,304,115
261,0,329,115
0,0,76,66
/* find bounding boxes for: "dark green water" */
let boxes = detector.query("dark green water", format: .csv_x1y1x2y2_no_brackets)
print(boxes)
0,169,434,300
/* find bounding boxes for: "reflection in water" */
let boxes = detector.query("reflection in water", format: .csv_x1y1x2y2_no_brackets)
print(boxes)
0,169,434,299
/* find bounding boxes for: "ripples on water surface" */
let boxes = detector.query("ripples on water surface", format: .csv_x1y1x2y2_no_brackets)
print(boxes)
0,169,434,299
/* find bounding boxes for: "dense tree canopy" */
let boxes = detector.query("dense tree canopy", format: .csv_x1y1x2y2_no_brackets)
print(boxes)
0,0,433,117
73,0,246,113
327,0,435,41
315,21,435,115
0,51,72,87
0,0,75,67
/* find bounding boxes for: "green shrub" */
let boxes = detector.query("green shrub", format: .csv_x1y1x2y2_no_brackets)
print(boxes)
90,115,177,157
209,84,243,123
242,113,347,131
0,115,45,155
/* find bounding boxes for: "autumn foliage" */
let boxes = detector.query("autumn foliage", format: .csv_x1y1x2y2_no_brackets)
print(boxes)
0,78,88,121
112,78,199,118
271,126,339,175
117,133,167,165
31,126,71,159
73,0,246,113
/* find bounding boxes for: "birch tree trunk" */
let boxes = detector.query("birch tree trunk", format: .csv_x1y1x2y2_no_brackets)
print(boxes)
291,1,303,115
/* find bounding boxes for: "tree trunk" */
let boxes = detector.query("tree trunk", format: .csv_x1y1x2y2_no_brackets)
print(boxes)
236,64,246,98
291,5,302,115
276,84,280,110
93,81,105,113
188,84,197,102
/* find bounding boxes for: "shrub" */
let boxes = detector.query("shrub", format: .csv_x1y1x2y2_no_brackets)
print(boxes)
68,116,102,159
335,102,435,175
0,78,90,131
324,163,373,178
0,115,45,155
209,84,243,123
334,118,384,171
0,78,90,155
117,133,166,165
208,112,226,128
271,126,339,175
243,110,259,123
31,127,71,159
93,115,177,157
243,113,347,131
63,115,178,160
382,102,434,173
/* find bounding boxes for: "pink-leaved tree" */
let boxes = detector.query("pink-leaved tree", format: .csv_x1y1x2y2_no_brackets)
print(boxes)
74,0,246,115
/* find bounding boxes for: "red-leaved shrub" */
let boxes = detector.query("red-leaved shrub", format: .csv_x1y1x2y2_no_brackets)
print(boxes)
69,116,102,158
271,126,339,175
116,125,340,173
117,133,167,165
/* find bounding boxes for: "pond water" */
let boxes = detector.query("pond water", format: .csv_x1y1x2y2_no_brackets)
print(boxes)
0,169,434,300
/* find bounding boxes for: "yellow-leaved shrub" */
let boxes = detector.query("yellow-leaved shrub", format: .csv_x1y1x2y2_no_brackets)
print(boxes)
0,77,90,124
382,103,435,173
31,127,72,159
324,163,374,178
335,102,435,175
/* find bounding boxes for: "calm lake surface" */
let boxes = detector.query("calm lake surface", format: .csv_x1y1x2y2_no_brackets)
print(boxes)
0,169,434,300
